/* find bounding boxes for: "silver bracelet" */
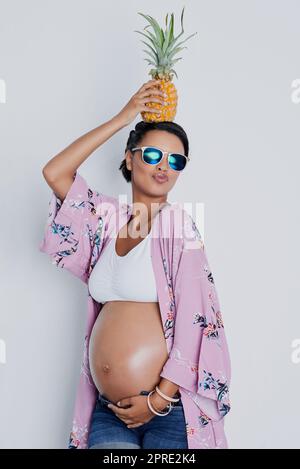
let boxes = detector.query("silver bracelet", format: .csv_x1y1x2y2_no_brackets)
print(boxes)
155,385,180,403
147,390,173,416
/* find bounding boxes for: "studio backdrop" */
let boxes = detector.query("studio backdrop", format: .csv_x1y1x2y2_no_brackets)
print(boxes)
0,0,299,449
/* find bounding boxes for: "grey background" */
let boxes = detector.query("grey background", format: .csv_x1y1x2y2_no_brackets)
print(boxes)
0,0,299,449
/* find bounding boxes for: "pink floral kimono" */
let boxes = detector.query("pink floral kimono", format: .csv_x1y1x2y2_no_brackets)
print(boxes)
39,171,231,450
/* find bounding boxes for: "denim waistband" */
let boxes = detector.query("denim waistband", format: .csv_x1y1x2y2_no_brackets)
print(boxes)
98,390,182,407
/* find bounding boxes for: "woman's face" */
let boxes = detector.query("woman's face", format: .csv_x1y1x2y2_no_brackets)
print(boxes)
125,130,186,199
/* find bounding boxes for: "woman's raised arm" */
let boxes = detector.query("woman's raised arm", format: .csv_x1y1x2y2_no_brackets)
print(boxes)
42,115,126,200
42,78,165,200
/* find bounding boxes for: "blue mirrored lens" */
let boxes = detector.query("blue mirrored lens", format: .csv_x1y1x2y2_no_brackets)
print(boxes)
143,147,162,164
143,147,187,171
169,154,186,171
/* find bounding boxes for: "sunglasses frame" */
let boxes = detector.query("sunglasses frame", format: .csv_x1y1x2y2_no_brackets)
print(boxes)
131,146,190,172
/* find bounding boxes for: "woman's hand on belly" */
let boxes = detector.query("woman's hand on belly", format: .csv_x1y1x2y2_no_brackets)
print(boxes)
107,394,163,428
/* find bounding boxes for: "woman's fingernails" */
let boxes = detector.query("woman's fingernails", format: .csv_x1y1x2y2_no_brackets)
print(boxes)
117,401,121,406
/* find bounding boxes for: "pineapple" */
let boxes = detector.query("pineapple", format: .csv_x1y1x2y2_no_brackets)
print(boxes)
134,6,197,122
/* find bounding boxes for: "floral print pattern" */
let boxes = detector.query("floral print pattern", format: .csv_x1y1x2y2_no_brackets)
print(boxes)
39,172,231,449
193,306,224,340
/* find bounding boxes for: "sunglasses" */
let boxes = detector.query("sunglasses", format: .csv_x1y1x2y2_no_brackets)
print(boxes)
131,146,190,172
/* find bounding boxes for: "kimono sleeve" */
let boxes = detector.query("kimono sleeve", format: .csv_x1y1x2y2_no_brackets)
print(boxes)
39,171,117,284
160,210,231,421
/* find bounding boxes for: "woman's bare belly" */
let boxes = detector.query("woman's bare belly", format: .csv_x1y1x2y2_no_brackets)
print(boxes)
88,300,169,404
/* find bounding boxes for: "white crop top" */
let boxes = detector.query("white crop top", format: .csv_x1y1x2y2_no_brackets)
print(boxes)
88,224,158,304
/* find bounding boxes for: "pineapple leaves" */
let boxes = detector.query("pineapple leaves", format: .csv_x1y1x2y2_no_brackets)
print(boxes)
165,7,197,56
134,30,159,52
140,40,159,60
143,25,161,46
136,7,197,78
169,13,174,43
134,29,163,62
144,26,163,61
166,32,198,57
168,46,187,61
168,7,186,51
137,12,164,48
142,49,158,64
143,58,156,66
162,12,174,55
170,57,183,66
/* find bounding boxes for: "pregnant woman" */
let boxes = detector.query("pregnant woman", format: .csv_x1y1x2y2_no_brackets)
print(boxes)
86,83,188,448
40,79,231,449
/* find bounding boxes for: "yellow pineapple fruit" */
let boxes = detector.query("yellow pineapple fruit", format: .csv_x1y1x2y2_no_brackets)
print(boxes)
134,7,197,122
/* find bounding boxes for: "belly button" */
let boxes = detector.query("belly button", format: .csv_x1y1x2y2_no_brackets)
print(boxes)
102,364,110,373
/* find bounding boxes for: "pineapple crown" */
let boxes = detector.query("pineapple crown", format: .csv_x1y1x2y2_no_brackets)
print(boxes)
134,6,197,80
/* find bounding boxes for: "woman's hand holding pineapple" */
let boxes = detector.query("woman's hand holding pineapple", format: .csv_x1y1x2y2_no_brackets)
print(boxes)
115,79,167,126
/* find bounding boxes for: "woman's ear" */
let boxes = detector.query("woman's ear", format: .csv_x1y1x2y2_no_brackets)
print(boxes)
125,150,132,171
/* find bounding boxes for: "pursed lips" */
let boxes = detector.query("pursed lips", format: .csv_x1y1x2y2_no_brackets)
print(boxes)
152,173,169,182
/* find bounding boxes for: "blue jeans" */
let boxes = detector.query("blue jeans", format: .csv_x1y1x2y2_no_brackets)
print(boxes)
88,391,188,449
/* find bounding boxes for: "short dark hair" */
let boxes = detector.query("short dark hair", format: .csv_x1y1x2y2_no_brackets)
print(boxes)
119,120,189,183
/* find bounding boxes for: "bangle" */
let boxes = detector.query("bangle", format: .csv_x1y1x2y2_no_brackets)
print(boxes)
147,390,173,417
155,385,180,403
